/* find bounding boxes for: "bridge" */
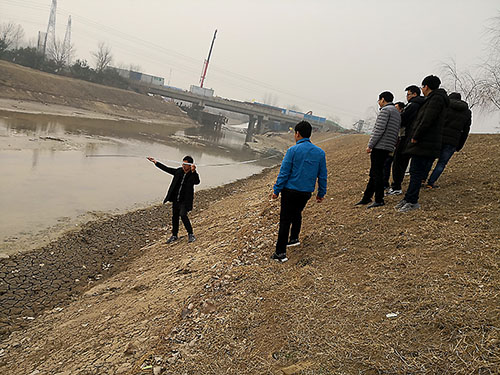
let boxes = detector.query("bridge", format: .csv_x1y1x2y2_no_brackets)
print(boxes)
131,83,326,142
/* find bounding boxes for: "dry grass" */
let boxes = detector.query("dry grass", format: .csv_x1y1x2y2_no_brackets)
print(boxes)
0,134,498,375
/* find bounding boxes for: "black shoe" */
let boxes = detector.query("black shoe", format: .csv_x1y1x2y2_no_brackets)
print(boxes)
271,252,288,263
367,201,385,209
188,234,196,243
355,198,372,206
287,239,300,247
166,235,178,244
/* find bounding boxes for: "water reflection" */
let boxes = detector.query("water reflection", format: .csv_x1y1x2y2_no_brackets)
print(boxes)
0,113,279,250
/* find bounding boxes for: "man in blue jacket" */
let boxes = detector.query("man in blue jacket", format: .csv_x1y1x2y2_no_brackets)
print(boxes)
270,121,327,263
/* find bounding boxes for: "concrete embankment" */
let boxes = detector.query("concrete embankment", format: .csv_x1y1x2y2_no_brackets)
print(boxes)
0,134,499,374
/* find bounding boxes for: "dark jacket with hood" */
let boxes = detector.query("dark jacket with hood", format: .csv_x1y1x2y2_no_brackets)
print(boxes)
155,162,200,211
404,88,450,158
442,98,472,151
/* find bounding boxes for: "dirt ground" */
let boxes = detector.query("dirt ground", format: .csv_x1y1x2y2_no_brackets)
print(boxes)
0,133,498,374
0,60,195,127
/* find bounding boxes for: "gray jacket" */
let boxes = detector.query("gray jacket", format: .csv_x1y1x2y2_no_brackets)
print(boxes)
368,103,401,151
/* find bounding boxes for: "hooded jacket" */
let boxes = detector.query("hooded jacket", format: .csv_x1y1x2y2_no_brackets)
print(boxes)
404,88,450,158
442,98,472,151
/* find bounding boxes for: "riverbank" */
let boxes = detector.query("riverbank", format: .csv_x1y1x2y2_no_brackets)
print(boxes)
0,133,498,374
0,60,195,126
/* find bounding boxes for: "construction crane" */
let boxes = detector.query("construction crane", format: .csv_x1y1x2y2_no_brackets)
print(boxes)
199,29,217,88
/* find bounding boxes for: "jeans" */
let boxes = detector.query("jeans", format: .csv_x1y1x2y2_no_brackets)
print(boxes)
172,201,193,236
404,156,435,204
427,144,456,186
276,189,311,255
391,137,411,190
363,148,390,203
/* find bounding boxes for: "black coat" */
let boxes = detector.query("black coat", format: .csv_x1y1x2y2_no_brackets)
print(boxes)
404,88,450,158
400,96,425,138
442,98,472,151
155,162,200,211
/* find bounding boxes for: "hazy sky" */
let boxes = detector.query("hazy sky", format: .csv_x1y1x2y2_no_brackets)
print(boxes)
1,0,499,131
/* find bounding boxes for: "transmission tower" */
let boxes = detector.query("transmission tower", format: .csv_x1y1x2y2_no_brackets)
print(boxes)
43,0,57,55
63,15,72,65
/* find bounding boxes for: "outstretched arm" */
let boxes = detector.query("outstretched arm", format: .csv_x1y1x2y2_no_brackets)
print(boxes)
147,157,177,175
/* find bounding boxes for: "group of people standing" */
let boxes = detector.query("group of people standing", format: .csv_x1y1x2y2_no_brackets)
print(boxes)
146,77,471,262
356,75,472,212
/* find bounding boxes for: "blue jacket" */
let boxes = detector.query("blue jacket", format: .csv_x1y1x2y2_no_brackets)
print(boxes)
273,138,327,197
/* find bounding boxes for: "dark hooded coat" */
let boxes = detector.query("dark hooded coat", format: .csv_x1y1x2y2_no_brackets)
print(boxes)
442,98,472,151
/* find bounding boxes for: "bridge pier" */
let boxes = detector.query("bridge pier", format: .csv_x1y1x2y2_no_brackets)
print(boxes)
256,115,264,134
245,114,256,143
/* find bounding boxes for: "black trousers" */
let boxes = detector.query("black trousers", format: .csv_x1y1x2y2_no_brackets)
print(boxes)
172,201,193,236
363,148,390,203
383,154,394,189
276,189,311,255
391,138,411,190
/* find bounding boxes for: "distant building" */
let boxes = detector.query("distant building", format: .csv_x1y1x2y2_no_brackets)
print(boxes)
112,67,165,86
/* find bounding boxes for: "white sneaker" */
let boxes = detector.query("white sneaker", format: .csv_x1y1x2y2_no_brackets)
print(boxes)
394,199,407,210
386,188,403,196
398,202,421,212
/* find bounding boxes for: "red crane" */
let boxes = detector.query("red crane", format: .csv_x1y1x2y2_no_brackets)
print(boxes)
200,29,217,88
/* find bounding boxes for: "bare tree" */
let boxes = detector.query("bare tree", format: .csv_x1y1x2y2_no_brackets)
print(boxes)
482,12,500,110
441,59,485,109
0,22,25,52
92,42,113,73
46,37,75,70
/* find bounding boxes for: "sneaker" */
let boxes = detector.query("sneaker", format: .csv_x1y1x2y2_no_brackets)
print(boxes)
394,199,407,210
166,235,178,244
354,198,372,206
188,234,196,243
270,252,288,263
398,202,421,212
425,184,439,189
385,188,403,196
367,201,385,209
287,239,300,247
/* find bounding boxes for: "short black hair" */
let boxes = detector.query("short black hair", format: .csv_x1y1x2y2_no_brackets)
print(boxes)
295,121,312,138
379,91,394,103
405,85,421,96
183,155,194,164
395,101,406,109
421,75,441,90
449,92,461,100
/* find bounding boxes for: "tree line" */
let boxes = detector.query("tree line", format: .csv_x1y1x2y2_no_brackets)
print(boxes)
0,22,128,89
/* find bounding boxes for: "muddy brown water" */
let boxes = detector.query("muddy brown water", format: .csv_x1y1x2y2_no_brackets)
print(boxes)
0,113,279,255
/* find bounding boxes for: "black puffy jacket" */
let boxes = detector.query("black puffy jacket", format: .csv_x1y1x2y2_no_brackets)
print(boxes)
405,88,450,158
441,98,472,151
400,95,425,138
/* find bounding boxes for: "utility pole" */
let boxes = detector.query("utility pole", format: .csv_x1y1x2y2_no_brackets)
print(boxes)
199,29,217,88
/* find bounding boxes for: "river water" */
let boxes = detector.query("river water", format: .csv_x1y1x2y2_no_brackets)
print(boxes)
0,112,279,254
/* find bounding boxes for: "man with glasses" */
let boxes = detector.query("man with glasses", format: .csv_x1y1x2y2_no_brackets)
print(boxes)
355,91,401,209
386,85,425,196
395,75,449,212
